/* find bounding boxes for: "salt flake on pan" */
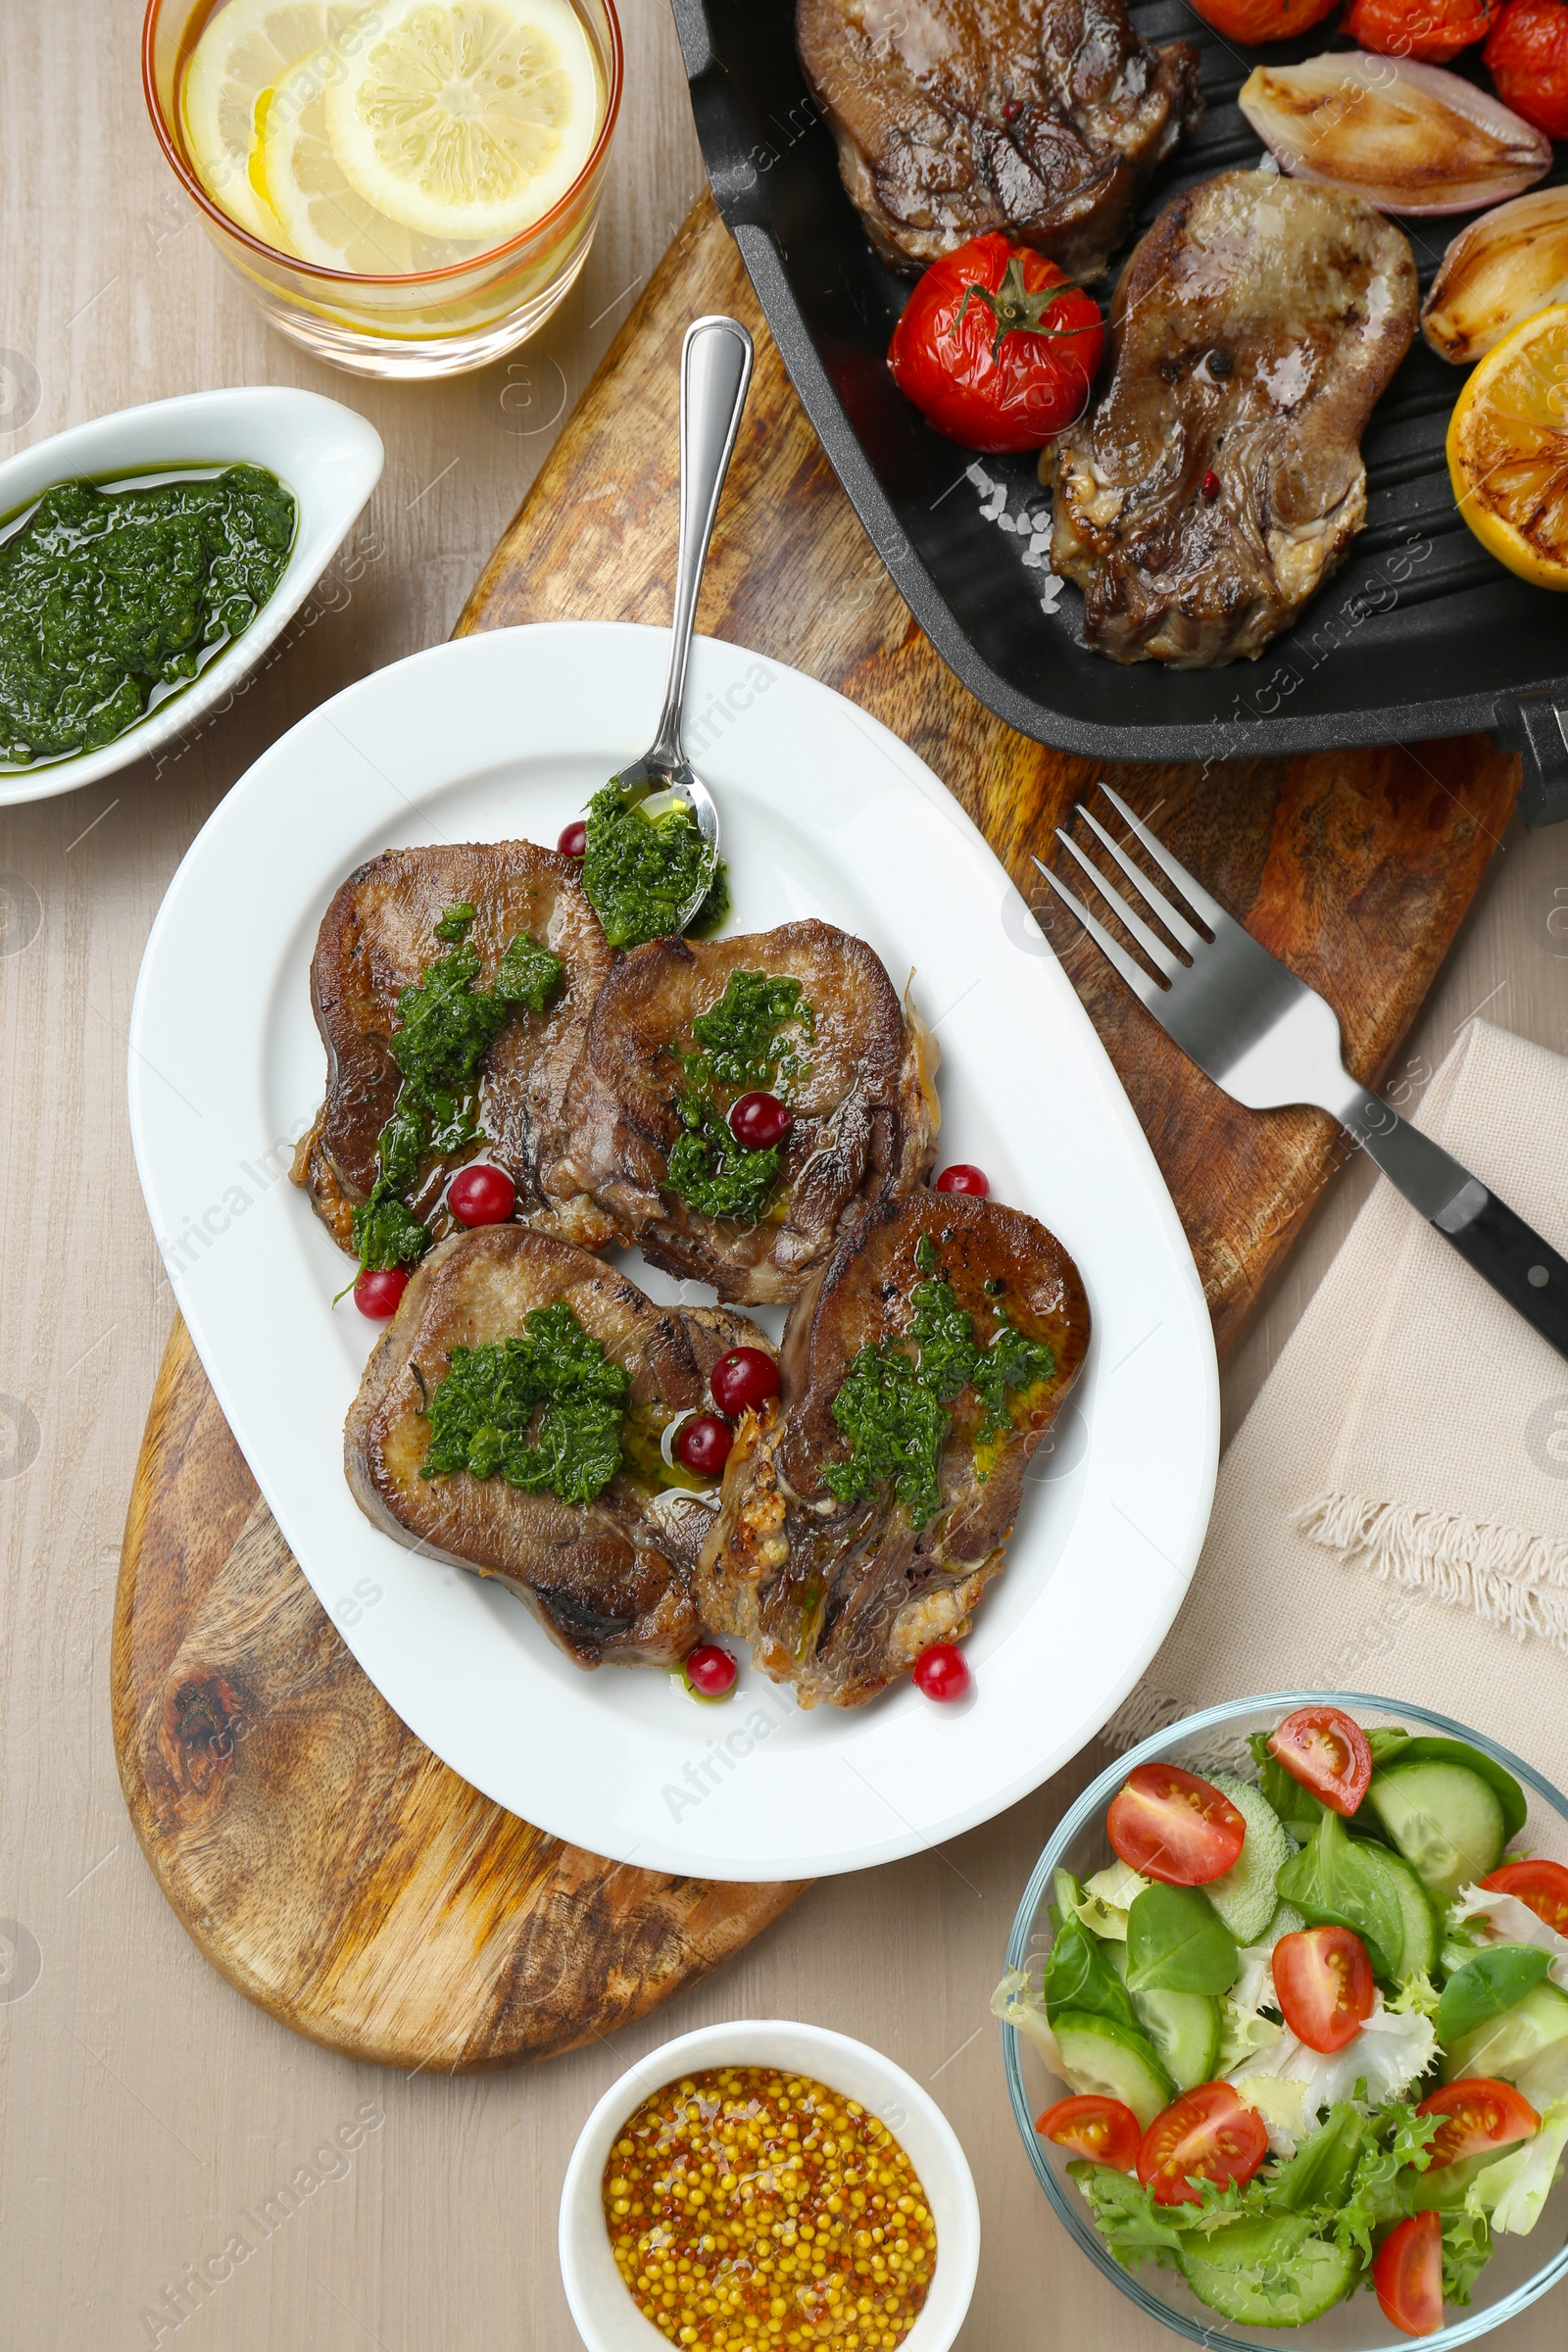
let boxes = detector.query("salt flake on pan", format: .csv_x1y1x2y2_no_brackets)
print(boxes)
1039,578,1065,615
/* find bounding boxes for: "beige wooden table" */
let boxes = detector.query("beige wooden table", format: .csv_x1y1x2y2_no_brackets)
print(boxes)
2,4,1566,2344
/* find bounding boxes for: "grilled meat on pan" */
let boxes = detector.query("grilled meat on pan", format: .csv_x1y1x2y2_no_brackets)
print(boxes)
345,1225,773,1669
696,1193,1090,1709
556,920,939,1306
1045,170,1418,665
797,0,1201,281
294,842,617,1256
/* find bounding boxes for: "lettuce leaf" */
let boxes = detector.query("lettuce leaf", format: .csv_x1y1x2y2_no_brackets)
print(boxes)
1464,2096,1568,2236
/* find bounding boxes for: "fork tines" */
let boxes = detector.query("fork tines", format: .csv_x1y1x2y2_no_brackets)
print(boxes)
1031,783,1216,1005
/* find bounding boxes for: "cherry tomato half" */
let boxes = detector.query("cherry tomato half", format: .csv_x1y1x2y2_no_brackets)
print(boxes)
1344,0,1495,59
913,1642,971,1701
1184,0,1337,35
1416,2078,1540,2170
1267,1705,1373,1817
1374,2210,1444,2337
710,1346,781,1418
729,1091,792,1151
448,1163,516,1227
1272,1926,1376,2054
1137,2083,1269,2207
558,818,587,858
685,1642,737,1698
887,233,1103,456
354,1266,408,1319
1486,0,1568,137
1036,2094,1141,2172
935,1163,990,1197
1481,1856,1568,1936
675,1414,733,1478
1106,1763,1247,1886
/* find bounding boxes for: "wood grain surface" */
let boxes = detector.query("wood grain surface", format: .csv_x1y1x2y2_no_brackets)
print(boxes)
4,2,1565,2344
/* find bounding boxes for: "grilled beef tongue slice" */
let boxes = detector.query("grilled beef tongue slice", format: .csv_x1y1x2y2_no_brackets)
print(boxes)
345,1225,773,1670
1045,170,1418,665
797,0,1200,280
555,920,939,1306
697,1192,1090,1709
294,841,617,1257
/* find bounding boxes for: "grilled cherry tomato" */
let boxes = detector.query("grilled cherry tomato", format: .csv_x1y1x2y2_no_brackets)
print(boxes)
729,1091,792,1151
1185,0,1337,35
685,1642,737,1698
1272,1926,1376,2053
935,1163,989,1197
353,1266,408,1319
1345,0,1495,57
1481,1856,1568,1936
1486,0,1568,136
1036,2094,1141,2172
710,1346,781,1418
1267,1705,1373,1817
448,1163,516,1226
558,818,587,858
1374,2210,1445,2336
1107,1762,1247,1885
1137,2083,1269,2207
675,1414,733,1478
887,233,1103,455
913,1642,970,1701
1416,2078,1540,2169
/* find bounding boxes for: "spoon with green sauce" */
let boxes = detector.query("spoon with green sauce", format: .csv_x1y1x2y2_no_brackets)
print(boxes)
604,314,753,938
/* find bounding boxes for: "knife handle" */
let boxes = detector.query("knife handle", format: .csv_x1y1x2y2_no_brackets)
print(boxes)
1436,1184,1568,1362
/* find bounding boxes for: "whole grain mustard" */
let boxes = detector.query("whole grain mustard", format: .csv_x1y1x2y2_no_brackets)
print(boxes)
602,2065,938,2349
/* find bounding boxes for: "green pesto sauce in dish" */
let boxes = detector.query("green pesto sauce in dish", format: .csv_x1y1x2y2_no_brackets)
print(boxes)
823,1232,1057,1528
580,781,729,950
0,465,296,765
353,904,564,1273
418,1302,629,1507
664,970,814,1224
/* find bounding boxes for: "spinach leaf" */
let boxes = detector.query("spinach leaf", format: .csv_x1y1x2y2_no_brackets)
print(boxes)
1276,1808,1405,1980
1436,1944,1553,2046
1249,1733,1329,1840
1126,1883,1239,1996
1043,1916,1137,2030
1367,1727,1412,1767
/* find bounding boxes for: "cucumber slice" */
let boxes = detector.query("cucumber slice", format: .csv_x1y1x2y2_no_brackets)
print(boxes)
1366,1761,1507,1900
1132,1987,1221,2093
1442,1979,1568,2085
1052,2010,1175,2131
1177,2218,1358,2328
1385,1737,1527,1841
1264,1899,1306,1944
1203,1771,1292,1944
1380,1848,1441,1982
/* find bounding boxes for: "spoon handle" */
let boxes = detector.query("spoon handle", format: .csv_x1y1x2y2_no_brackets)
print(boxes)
650,315,754,770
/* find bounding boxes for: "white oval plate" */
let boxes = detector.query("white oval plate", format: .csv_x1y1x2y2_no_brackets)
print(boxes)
127,622,1218,1881
0,387,382,805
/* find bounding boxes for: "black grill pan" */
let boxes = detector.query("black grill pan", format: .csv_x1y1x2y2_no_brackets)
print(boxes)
670,0,1568,822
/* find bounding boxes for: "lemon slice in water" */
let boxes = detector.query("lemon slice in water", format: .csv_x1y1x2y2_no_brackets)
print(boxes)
262,45,479,272
182,0,366,239
322,0,601,246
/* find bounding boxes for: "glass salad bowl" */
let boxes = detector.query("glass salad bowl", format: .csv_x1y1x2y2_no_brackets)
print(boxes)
1001,1691,1568,2350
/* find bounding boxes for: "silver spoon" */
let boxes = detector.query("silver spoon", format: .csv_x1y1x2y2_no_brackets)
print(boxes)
609,313,754,932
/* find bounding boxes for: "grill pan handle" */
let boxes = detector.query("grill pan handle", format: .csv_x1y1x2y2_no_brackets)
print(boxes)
1493,689,1568,827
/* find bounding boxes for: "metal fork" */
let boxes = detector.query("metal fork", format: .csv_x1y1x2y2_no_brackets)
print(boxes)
1035,783,1568,1362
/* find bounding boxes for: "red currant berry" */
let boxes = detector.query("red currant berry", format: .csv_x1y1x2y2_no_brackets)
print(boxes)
676,1414,733,1478
1201,469,1220,501
558,819,587,858
354,1266,408,1319
913,1642,971,1701
448,1164,516,1226
935,1164,989,1197
729,1091,793,1151
710,1346,781,1418
685,1642,738,1697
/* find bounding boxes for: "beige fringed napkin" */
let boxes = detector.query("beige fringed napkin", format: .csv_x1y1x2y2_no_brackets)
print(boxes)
1113,1019,1568,1776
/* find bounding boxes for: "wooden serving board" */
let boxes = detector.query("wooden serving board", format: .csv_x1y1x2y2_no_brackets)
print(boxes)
114,189,1519,2072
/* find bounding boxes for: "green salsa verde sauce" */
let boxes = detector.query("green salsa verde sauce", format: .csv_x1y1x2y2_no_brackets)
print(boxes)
663,970,814,1224
354,904,564,1273
418,1302,629,1507
0,465,296,765
824,1233,1057,1528
580,781,729,950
